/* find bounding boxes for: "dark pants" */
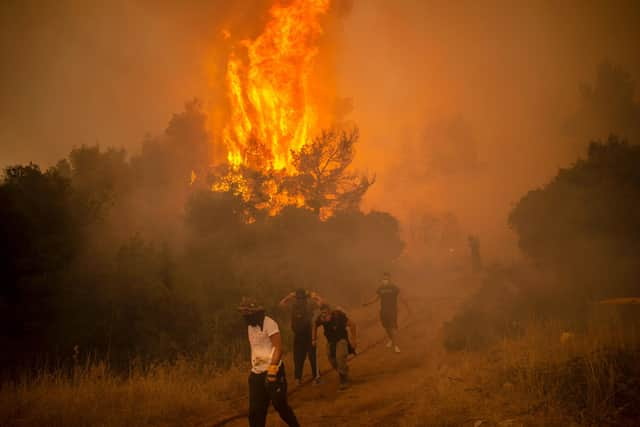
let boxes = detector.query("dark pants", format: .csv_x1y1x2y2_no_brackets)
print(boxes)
381,310,398,330
293,331,317,380
248,364,299,427
327,339,349,378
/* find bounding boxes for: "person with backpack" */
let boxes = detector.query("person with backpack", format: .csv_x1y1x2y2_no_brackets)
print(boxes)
238,297,300,427
279,288,323,385
312,304,357,390
363,271,410,353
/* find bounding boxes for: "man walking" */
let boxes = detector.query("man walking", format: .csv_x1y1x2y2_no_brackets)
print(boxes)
279,289,323,385
312,304,357,390
238,297,300,427
363,272,409,353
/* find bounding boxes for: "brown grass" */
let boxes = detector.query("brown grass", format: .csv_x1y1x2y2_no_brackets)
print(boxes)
2,304,638,427
401,305,640,426
0,356,247,427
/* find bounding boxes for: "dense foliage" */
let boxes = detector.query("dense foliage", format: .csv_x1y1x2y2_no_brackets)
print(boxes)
0,102,403,376
445,137,640,351
509,136,640,298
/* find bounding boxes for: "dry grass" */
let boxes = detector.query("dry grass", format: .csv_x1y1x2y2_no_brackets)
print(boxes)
0,356,247,427
2,304,638,427
497,306,640,426
402,305,640,426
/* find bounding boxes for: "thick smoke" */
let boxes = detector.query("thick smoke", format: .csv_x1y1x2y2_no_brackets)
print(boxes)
1,0,639,260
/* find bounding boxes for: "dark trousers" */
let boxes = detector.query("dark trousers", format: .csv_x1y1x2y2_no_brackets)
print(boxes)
248,364,299,427
293,331,317,380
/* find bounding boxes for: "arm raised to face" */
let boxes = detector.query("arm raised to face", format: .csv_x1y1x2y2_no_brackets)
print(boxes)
278,292,295,308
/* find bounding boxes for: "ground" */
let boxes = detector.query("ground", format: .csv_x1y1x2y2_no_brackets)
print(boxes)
206,281,561,427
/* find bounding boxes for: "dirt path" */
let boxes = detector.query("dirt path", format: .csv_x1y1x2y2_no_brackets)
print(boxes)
214,296,457,427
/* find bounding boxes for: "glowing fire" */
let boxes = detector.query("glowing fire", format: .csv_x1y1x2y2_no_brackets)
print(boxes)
222,0,330,173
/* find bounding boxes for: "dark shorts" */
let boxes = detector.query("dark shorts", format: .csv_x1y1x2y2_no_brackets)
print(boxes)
380,311,397,329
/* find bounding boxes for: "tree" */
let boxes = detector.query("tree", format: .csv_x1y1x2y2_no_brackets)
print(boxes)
0,164,82,283
0,164,91,372
132,99,211,191
67,145,131,219
509,136,640,296
210,127,374,220
566,63,640,147
287,127,374,217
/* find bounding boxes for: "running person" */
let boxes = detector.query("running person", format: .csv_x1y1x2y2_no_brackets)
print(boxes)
238,297,300,427
363,272,410,353
278,288,323,385
312,304,357,390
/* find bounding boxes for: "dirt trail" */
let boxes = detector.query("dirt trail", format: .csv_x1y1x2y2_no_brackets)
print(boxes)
213,296,459,427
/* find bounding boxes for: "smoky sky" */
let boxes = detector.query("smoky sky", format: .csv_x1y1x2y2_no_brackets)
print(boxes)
1,0,639,257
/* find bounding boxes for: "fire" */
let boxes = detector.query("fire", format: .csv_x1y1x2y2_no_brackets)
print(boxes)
222,0,330,173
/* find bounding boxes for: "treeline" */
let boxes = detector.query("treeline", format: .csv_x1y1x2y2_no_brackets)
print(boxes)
445,136,640,350
0,101,403,376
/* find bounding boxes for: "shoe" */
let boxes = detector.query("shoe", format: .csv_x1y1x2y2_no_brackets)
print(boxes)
385,340,393,348
313,376,322,385
394,345,401,353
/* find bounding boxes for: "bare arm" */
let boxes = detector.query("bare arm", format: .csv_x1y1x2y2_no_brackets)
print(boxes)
362,294,379,307
309,291,324,305
399,290,411,315
278,292,295,308
269,332,283,365
265,332,283,382
347,318,357,348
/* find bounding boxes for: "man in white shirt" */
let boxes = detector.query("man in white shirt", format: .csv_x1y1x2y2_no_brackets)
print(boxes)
238,297,299,427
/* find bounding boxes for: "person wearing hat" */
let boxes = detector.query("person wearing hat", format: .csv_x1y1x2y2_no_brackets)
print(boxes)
238,297,300,427
279,289,324,385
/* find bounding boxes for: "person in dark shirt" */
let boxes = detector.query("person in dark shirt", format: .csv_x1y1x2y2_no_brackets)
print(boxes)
312,304,357,390
278,288,323,385
363,272,410,353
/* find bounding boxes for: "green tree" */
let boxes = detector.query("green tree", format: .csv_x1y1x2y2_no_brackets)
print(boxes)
509,136,640,297
0,164,90,372
567,63,640,147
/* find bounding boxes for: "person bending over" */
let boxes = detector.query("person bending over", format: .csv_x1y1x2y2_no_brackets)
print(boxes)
312,304,357,390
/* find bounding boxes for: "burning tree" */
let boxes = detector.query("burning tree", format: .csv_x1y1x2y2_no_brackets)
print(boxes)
210,127,373,220
287,128,373,217
208,0,373,220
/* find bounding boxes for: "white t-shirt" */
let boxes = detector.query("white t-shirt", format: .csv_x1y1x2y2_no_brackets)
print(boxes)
248,316,281,374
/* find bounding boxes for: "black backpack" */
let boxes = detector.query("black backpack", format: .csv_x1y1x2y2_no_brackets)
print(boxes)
291,298,312,334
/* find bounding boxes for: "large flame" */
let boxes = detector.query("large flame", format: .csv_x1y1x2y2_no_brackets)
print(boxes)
223,0,330,173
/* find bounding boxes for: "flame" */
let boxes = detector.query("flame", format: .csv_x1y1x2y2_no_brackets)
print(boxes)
222,0,330,173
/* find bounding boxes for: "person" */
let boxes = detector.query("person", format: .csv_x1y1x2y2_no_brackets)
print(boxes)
312,303,357,390
238,297,300,427
363,272,409,353
468,234,483,273
279,288,323,385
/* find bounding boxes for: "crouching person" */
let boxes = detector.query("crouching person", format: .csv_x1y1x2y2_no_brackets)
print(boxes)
238,297,300,427
312,304,357,390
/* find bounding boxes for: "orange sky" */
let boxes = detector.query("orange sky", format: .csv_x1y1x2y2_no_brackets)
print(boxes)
1,0,639,258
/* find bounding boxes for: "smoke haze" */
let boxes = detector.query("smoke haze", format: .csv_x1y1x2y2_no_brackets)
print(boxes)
1,0,639,258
